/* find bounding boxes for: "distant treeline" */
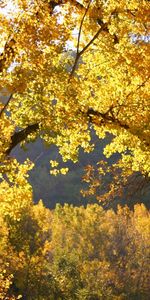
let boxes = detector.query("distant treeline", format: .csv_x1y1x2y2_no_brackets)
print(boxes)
1,201,149,300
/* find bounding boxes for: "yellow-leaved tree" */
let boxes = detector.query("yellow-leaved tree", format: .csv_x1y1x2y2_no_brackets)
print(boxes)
0,0,149,175
0,2,150,298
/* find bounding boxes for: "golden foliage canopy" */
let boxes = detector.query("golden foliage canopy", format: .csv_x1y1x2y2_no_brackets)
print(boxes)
0,0,150,181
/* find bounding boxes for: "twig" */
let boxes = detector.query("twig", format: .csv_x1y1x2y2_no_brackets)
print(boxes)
77,0,92,55
70,23,107,78
69,0,92,78
126,76,150,100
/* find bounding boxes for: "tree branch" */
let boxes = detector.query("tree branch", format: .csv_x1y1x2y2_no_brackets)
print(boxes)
69,0,92,78
76,0,92,55
0,37,15,73
87,107,150,147
87,107,129,129
0,94,13,118
6,123,39,155
70,22,108,78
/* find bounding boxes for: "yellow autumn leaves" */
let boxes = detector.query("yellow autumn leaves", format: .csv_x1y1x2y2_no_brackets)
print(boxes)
0,1,149,207
50,160,69,175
